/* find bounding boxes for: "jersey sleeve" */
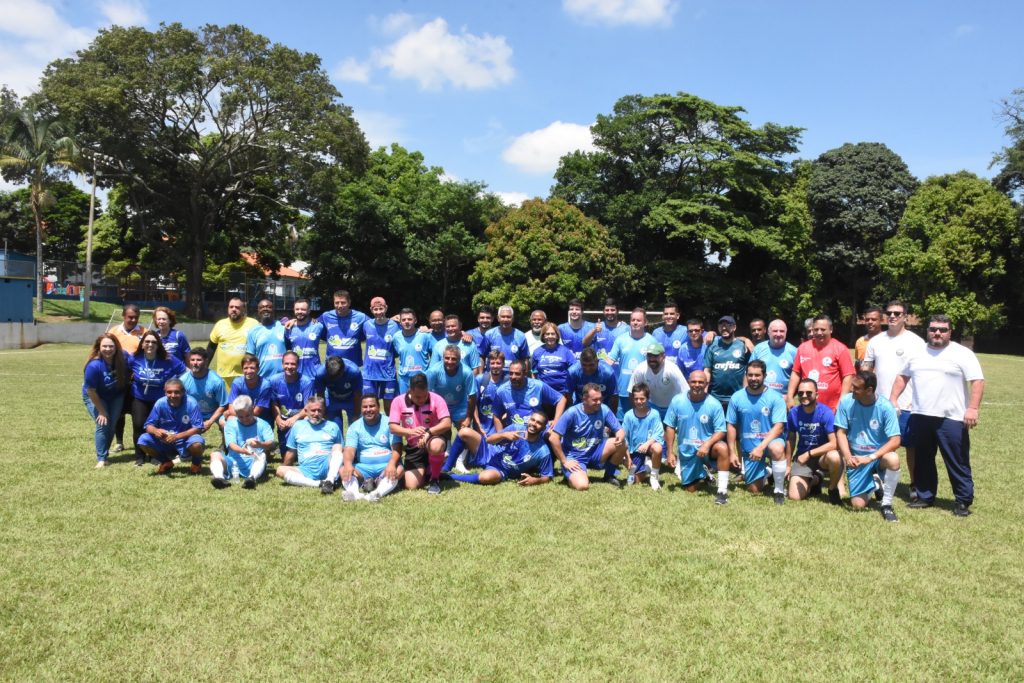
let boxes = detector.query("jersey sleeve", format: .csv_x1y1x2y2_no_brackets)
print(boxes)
539,381,562,406
837,342,855,377
224,418,241,447
649,412,665,443
833,397,851,430
725,399,738,425
604,406,622,433
553,409,573,436
770,394,787,425
257,418,275,443
244,328,257,355
711,402,727,433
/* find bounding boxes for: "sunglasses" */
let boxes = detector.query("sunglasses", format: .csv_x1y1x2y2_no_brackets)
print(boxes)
796,390,815,396
885,310,903,317
927,326,950,333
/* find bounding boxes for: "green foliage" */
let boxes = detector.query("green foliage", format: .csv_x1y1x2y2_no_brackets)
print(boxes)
992,88,1024,202
470,198,634,313
40,23,368,317
878,171,1019,335
0,181,94,262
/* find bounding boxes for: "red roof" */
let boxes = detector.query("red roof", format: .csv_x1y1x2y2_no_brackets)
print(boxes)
241,253,308,279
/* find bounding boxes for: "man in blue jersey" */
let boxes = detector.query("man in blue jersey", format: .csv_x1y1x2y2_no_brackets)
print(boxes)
837,370,902,522
705,315,750,410
653,301,687,365
362,296,400,411
752,319,797,396
726,360,788,504
245,298,287,378
550,383,628,491
677,318,707,380
786,378,842,503
318,290,368,366
275,396,344,491
394,308,435,394
664,370,729,496
314,355,362,433
427,346,478,431
446,411,555,486
269,351,315,457
487,305,530,373
493,360,567,431
137,379,207,475
180,347,228,445
568,348,618,414
467,306,494,359
583,297,629,364
338,395,404,502
427,309,447,344
474,350,507,439
622,383,665,490
211,395,277,489
430,314,482,374
224,354,272,422
284,298,324,379
558,299,594,359
607,308,656,419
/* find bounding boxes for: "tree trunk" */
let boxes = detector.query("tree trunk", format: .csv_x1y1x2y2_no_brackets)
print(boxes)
31,188,44,314
187,229,205,320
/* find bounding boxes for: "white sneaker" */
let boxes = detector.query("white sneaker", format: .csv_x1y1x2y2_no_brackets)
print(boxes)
650,476,661,491
452,452,469,474
341,489,364,502
365,491,382,503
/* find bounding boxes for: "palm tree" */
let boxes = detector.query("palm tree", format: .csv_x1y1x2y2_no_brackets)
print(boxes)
0,101,78,313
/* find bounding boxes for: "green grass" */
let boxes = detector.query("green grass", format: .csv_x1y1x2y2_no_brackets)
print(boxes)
2,344,1023,681
33,298,205,323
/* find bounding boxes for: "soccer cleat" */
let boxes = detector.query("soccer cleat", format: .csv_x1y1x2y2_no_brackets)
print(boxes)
134,457,145,467
880,505,898,522
907,498,934,509
714,491,728,505
172,456,182,465
650,476,661,491
872,473,883,501
427,479,442,495
111,442,124,453
953,502,971,517
319,479,335,495
773,492,785,506
365,490,382,503
156,460,174,475
242,477,256,490
211,477,230,489
189,463,202,475
828,488,842,506
603,474,624,490
341,489,363,502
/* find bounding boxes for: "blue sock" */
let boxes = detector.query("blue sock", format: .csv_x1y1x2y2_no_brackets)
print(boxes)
447,473,481,484
442,434,466,472
604,462,618,479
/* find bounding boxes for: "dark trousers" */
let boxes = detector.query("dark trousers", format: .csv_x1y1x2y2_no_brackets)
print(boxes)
132,398,157,458
910,413,974,506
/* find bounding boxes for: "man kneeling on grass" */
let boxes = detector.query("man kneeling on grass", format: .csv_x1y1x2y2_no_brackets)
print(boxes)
336,395,405,502
211,395,277,489
549,383,627,491
137,378,206,475
446,411,554,486
275,396,344,490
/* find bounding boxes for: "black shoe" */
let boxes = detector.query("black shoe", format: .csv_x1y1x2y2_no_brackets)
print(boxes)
319,479,335,495
773,492,785,506
828,488,842,506
134,457,145,467
360,477,375,493
714,491,728,505
242,477,256,489
809,473,822,498
953,502,971,517
603,474,624,489
427,479,442,495
211,477,230,489
880,505,898,523
907,498,934,509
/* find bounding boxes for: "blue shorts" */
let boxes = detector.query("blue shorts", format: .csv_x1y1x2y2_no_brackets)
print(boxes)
677,453,712,486
898,410,916,449
354,461,388,480
629,452,651,474
470,440,493,469
137,432,205,460
563,437,608,477
741,438,786,484
362,379,398,400
846,459,880,498
225,451,259,478
298,455,330,481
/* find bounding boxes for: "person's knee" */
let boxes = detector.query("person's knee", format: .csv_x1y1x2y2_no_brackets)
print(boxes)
570,473,589,491
650,443,663,457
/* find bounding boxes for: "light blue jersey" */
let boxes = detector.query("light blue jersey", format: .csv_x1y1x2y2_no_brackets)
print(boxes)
592,322,629,364
430,338,480,373
608,332,655,397
286,418,342,478
623,408,665,453
180,370,228,419
224,416,275,477
664,393,727,459
426,363,477,423
653,326,687,365
752,341,798,393
246,321,288,378
345,417,395,478
726,388,787,455
394,330,435,392
835,394,901,497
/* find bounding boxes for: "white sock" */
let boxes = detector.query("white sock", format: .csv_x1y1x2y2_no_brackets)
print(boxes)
717,470,729,494
343,477,361,496
675,460,682,482
372,477,399,499
771,460,787,494
284,471,320,488
250,455,266,480
327,451,344,483
882,468,900,506
455,451,467,470
210,458,225,480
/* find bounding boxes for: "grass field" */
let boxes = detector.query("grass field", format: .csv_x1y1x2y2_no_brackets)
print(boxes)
33,299,205,324
2,344,1023,681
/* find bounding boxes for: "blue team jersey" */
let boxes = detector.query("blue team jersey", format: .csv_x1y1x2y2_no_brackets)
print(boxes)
130,355,187,402
228,375,273,411
267,372,315,418
726,388,787,454
82,356,128,403
663,394,727,458
319,309,369,366
653,326,687,364
494,379,563,428
704,338,750,404
344,417,395,468
487,426,555,479
313,360,362,417
787,403,835,456
426,363,477,423
834,395,901,456
285,419,342,464
394,331,434,382
592,322,629,363
554,404,621,455
558,321,595,358
160,329,191,363
467,327,492,360
475,373,506,435
623,408,665,453
752,341,798,393
285,321,325,378
531,344,576,394
225,416,275,450
145,396,203,435
677,341,707,379
567,361,617,405
362,318,400,381
245,322,288,378
179,370,228,419
609,332,655,397
430,338,480,372
485,328,529,369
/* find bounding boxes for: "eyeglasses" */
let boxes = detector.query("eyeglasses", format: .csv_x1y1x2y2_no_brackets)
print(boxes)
885,310,903,317
796,391,815,396
927,326,950,333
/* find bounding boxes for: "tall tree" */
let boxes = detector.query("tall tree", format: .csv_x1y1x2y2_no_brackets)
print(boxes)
992,88,1024,202
877,171,1018,336
552,92,803,313
0,181,95,282
0,100,78,312
470,198,635,314
806,142,918,330
40,23,368,317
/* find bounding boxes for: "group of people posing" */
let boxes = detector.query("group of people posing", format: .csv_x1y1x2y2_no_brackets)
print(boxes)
81,293,985,520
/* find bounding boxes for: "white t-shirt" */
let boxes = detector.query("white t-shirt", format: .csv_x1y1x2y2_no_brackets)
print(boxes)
524,331,544,355
627,361,686,409
865,329,926,411
902,342,983,421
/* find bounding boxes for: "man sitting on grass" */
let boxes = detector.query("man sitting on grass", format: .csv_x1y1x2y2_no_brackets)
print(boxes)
211,395,277,489
549,383,628,491
446,411,554,486
275,396,344,491
136,378,206,475
337,395,405,502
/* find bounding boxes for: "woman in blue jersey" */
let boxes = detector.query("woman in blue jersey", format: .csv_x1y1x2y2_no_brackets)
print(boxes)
152,306,191,362
82,334,130,468
530,322,576,398
129,330,187,466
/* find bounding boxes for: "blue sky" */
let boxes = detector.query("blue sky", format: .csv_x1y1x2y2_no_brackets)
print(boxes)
1,0,1021,204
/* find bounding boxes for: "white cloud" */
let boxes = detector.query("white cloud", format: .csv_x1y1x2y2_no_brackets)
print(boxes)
355,110,405,148
0,0,100,94
376,17,514,90
563,0,676,27
494,191,530,207
99,0,148,27
333,57,371,84
377,12,417,35
502,121,596,174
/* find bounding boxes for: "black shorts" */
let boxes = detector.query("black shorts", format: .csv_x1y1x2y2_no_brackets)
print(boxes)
404,446,429,471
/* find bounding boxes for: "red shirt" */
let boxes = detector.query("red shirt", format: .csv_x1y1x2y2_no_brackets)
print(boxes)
793,338,854,410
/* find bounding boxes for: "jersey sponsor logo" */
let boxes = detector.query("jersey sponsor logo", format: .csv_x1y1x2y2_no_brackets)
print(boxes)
327,334,343,348
595,420,603,429
822,356,833,367
870,419,880,430
751,419,761,432
714,361,743,371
